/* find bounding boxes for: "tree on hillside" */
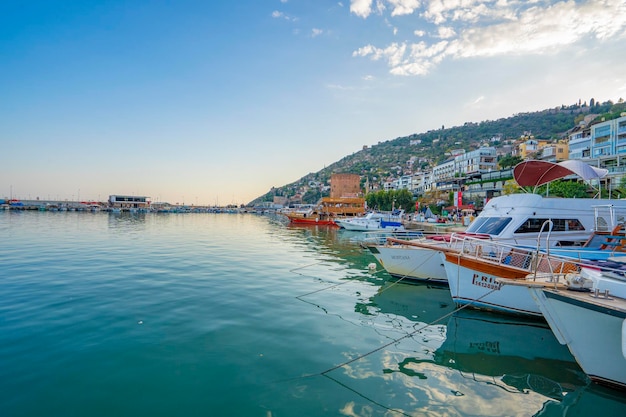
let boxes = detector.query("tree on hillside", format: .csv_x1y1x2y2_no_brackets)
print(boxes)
534,180,590,198
498,155,523,169
366,189,415,212
502,180,521,195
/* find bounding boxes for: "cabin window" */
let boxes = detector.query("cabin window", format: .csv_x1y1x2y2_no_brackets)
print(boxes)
465,217,512,235
514,218,585,234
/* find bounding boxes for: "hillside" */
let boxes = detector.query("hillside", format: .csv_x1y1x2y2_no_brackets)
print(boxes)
251,99,626,205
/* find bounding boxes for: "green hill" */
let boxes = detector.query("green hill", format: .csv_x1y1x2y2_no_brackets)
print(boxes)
251,99,626,205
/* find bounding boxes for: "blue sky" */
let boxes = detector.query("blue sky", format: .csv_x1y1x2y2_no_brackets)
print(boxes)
2,0,626,205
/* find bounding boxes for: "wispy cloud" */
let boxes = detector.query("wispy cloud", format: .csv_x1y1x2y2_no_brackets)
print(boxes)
326,83,355,90
351,0,626,75
311,28,324,37
271,10,298,22
472,95,485,105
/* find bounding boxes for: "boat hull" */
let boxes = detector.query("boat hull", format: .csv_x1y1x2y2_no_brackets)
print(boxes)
443,252,543,317
530,287,626,389
338,221,404,231
287,216,339,226
368,243,448,283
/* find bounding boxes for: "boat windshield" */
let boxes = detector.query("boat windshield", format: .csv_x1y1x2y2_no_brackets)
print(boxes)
465,217,512,236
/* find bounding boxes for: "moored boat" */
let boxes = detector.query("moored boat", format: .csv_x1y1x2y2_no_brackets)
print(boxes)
335,210,404,231
441,235,579,317
282,196,365,226
521,261,626,390
367,193,626,283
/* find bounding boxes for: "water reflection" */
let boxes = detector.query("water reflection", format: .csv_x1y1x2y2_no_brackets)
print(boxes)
324,279,608,416
538,382,626,416
328,306,594,416
436,310,588,398
107,211,147,227
274,222,626,416
364,280,454,323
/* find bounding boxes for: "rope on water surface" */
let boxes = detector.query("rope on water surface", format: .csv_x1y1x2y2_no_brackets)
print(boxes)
291,245,441,300
291,260,359,298
322,373,414,417
274,286,499,384
318,290,498,377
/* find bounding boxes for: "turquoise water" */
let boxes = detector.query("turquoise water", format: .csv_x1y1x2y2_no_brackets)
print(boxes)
1,211,625,417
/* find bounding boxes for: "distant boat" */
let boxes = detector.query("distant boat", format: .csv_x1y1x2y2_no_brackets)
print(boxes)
282,197,365,226
335,210,405,231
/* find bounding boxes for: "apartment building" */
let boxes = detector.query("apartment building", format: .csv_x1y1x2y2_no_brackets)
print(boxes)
567,115,626,165
539,141,569,162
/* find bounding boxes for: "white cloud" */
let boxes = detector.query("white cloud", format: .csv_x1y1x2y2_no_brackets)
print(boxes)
353,0,626,75
312,28,324,37
388,0,421,16
350,0,387,18
350,0,374,18
375,0,387,14
436,26,455,39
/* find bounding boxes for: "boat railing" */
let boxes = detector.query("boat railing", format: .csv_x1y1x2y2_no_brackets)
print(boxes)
454,235,578,281
593,204,626,232
358,230,426,246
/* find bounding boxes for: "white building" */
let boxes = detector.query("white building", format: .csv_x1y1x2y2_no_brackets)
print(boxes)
108,195,150,209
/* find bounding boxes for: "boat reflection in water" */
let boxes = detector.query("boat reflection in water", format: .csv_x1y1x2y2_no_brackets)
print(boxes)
331,282,623,416
358,279,455,323
283,226,625,415
435,310,587,400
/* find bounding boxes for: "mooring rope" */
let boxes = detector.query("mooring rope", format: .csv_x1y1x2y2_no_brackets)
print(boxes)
274,285,499,386
322,373,414,417
318,287,498,376
292,241,443,300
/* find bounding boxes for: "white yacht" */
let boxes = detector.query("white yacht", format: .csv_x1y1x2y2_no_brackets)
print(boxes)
367,193,626,283
335,210,404,231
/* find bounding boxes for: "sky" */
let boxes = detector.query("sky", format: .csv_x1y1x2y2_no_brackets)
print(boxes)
2,0,626,205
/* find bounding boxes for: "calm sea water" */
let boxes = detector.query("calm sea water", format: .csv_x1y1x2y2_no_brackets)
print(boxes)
1,211,625,417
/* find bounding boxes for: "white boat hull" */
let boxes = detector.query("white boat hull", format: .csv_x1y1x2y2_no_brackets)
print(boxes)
338,221,403,231
335,211,404,231
368,244,448,283
443,256,542,317
530,287,626,389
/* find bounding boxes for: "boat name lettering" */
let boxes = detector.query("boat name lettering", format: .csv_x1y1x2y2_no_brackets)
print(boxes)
391,255,411,260
471,273,502,291
469,341,501,354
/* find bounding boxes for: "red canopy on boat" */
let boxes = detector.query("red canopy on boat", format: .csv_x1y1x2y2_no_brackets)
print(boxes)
513,160,608,187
